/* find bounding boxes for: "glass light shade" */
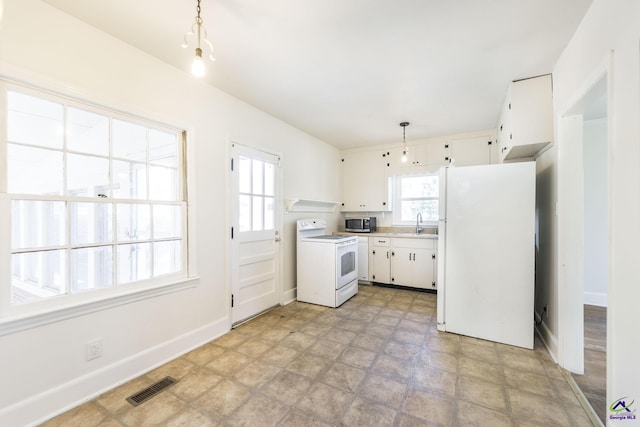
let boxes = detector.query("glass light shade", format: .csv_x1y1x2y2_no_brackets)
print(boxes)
401,148,408,163
191,55,205,77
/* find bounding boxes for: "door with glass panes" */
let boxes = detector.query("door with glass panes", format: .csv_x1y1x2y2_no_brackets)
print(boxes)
229,143,281,324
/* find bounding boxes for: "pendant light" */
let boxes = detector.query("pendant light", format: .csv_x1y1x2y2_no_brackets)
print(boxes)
182,0,216,77
400,122,410,163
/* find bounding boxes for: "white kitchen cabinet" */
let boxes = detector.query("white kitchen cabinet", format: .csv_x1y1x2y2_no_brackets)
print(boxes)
357,236,369,283
390,245,415,286
387,141,448,170
341,149,391,212
449,135,495,166
390,238,437,290
369,236,391,283
382,136,495,173
368,236,437,290
497,74,553,161
390,144,431,167
425,143,449,167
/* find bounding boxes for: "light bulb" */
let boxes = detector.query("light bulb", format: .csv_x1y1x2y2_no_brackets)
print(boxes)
401,148,408,163
191,48,205,77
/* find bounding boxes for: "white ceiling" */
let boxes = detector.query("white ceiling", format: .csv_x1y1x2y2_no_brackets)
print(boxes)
43,0,592,150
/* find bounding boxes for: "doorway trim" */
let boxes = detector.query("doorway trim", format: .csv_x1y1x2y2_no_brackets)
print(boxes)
556,51,613,375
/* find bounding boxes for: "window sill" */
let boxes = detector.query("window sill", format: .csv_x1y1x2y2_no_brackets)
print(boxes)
0,276,199,337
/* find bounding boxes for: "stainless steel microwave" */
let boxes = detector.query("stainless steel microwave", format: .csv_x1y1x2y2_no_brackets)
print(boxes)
345,217,376,233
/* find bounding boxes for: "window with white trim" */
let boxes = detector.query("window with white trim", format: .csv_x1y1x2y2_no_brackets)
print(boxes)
392,173,439,225
2,83,187,308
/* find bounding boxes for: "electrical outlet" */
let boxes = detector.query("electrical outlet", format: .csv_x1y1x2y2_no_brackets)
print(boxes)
86,338,103,361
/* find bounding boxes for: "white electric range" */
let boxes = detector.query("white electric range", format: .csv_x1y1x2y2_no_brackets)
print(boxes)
296,219,358,307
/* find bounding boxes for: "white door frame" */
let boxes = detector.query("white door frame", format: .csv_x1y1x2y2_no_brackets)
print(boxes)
226,139,284,327
557,112,585,374
556,53,612,374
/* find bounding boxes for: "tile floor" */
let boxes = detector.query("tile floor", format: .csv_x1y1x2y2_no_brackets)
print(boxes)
572,305,606,424
41,285,596,426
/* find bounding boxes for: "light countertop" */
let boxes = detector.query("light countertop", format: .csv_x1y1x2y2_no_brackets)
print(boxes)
335,230,438,239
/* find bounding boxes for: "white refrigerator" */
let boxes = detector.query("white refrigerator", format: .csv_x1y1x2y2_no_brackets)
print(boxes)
436,162,536,349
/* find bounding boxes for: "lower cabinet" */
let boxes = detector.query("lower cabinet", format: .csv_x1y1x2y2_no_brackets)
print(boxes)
369,236,391,284
391,238,437,290
369,237,437,290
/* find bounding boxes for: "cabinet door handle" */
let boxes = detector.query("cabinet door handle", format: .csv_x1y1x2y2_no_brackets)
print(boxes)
412,253,415,261
386,251,389,259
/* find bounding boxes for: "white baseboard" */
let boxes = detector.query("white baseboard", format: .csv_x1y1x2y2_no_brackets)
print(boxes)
584,291,607,307
282,287,296,305
1,317,229,427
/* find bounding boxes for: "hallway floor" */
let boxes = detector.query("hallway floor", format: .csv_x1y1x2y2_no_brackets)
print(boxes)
42,285,596,426
572,305,606,424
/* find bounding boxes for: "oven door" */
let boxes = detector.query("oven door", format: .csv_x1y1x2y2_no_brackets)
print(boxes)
336,239,358,289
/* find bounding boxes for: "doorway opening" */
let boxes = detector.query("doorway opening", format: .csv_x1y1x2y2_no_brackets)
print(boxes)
560,72,608,424
575,75,608,424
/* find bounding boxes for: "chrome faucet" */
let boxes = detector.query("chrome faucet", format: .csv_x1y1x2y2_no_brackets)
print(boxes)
416,213,423,234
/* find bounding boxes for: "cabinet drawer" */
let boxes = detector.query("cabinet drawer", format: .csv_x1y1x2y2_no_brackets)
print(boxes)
371,237,390,247
391,238,434,250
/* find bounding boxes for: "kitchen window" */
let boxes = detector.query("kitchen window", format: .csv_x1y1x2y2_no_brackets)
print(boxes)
392,173,439,225
1,82,189,317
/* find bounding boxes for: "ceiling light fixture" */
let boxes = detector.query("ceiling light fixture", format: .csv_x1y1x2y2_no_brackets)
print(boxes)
182,0,215,77
400,122,410,163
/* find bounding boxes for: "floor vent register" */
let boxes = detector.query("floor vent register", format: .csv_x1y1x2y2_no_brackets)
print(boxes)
126,376,178,407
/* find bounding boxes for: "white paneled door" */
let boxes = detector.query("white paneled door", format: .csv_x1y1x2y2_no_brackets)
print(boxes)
229,143,282,325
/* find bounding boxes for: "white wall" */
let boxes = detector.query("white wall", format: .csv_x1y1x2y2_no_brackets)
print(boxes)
0,0,340,425
537,0,640,421
583,118,608,307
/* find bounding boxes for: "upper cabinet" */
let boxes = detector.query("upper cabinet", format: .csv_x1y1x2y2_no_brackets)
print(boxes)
340,132,497,212
341,149,391,212
497,74,553,161
387,142,447,169
449,136,495,166
386,136,495,171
